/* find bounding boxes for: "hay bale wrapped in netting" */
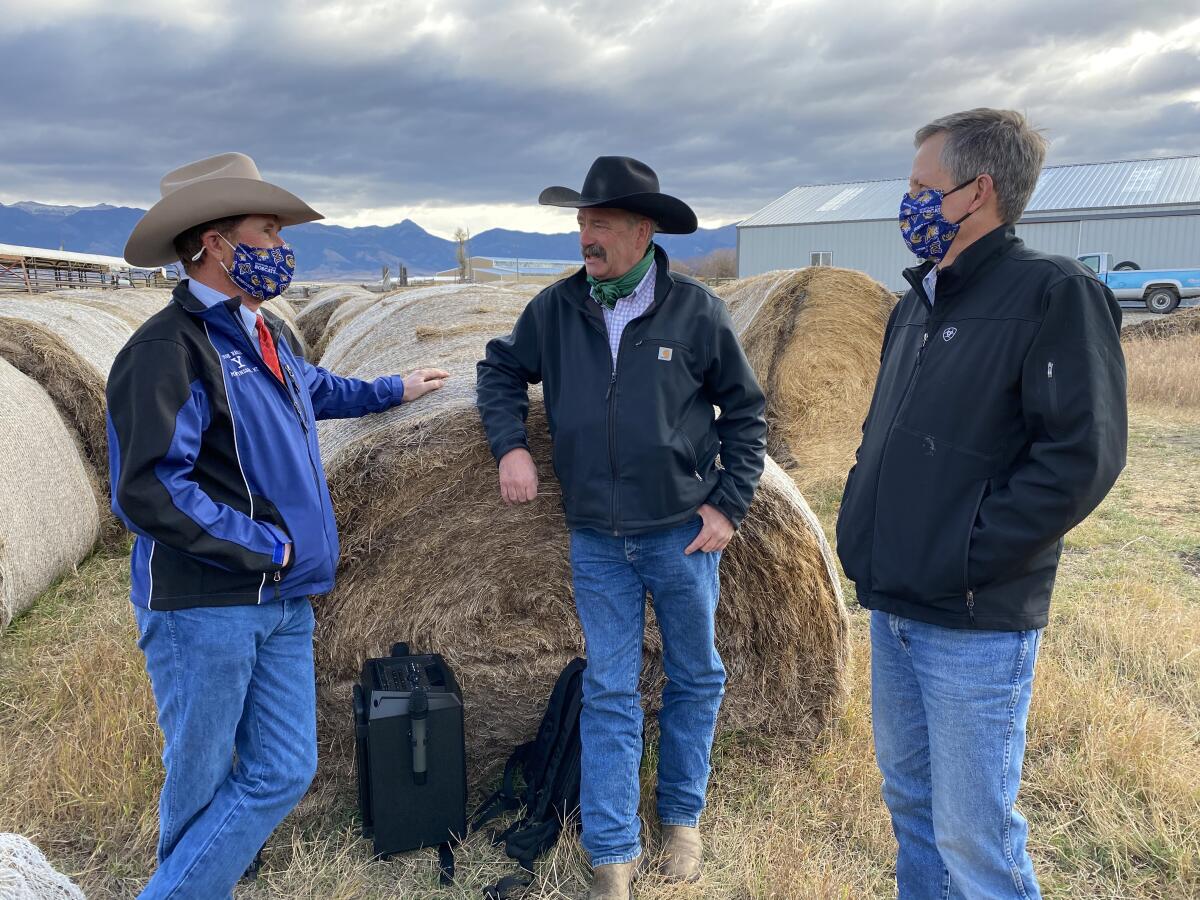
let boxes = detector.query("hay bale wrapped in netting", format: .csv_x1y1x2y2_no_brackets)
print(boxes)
0,298,136,477
33,288,169,329
312,284,848,784
719,268,895,491
295,286,377,354
1121,306,1200,341
0,834,86,899
0,359,100,632
264,295,310,358
313,290,387,361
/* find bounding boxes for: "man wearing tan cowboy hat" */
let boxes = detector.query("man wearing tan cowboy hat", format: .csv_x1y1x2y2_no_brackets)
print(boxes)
109,152,448,899
477,157,767,898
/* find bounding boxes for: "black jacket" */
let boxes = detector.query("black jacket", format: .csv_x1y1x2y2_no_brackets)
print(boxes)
836,225,1127,630
476,245,767,535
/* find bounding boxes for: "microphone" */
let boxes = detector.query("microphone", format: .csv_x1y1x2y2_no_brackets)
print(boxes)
410,687,428,785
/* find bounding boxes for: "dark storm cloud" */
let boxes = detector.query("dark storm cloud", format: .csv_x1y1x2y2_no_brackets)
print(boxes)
1,0,1197,223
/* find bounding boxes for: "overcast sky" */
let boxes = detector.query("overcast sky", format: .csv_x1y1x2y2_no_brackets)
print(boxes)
1,0,1197,237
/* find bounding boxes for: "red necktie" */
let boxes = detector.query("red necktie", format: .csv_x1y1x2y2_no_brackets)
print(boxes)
255,315,284,382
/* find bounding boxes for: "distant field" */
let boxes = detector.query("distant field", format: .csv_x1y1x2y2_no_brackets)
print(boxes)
1,351,1197,898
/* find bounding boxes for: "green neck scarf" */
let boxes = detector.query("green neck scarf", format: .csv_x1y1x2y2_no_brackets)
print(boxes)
588,245,655,310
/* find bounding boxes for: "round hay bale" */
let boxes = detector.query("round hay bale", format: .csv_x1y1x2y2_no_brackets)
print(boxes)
719,267,895,491
33,288,169,329
0,358,100,632
0,296,136,377
313,284,848,786
263,295,310,358
1121,307,1200,341
313,291,385,362
294,286,376,356
0,298,140,546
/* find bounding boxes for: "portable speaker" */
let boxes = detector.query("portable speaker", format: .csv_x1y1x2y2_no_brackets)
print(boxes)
352,642,466,859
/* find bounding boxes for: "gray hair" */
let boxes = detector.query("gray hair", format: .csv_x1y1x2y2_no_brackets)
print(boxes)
624,211,658,251
915,108,1048,223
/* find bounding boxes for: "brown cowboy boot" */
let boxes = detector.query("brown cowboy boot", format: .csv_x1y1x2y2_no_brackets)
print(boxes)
583,856,643,900
658,825,703,882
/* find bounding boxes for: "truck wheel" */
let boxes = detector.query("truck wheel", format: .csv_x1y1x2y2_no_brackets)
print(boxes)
1114,261,1140,271
1145,287,1180,314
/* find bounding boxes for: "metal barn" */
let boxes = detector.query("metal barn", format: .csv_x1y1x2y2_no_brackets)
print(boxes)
737,156,1200,292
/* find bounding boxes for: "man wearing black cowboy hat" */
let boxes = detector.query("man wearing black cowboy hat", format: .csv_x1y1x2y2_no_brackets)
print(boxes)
477,157,766,898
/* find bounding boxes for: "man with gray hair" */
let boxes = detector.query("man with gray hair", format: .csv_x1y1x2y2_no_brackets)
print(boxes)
478,156,766,898
837,109,1127,896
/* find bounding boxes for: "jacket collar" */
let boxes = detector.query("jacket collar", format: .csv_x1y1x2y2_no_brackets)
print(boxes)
170,280,283,340
564,242,675,320
902,224,1021,302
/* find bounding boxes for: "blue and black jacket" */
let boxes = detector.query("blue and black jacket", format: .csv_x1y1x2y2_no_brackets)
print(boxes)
106,281,403,610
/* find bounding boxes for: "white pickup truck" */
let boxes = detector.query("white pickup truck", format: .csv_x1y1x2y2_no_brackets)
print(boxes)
1077,252,1200,314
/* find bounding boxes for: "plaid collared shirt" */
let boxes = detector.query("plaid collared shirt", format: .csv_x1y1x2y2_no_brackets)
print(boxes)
595,261,656,367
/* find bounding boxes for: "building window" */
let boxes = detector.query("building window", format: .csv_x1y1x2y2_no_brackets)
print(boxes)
810,251,832,267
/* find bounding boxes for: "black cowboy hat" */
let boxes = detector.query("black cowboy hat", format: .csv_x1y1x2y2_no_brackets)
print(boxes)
538,156,698,235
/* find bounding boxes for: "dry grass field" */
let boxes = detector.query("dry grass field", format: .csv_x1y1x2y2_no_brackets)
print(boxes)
2,335,1198,898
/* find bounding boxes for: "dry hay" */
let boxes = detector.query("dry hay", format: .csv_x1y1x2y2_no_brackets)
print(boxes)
295,287,377,357
313,291,388,362
264,295,310,358
719,268,894,491
37,288,169,329
1121,307,1200,341
0,298,142,546
0,358,100,632
312,283,848,788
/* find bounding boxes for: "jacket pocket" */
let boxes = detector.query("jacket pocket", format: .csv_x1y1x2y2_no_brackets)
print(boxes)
870,426,997,601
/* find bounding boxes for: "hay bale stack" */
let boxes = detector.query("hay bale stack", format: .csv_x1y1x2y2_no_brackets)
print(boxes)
719,268,895,491
1121,307,1200,341
0,358,101,632
313,284,848,784
295,287,377,355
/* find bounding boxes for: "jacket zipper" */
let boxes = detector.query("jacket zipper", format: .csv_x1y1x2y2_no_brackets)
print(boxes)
587,279,670,536
284,360,336,553
605,366,619,535
680,432,704,481
229,308,325,598
1047,360,1058,419
866,327,929,591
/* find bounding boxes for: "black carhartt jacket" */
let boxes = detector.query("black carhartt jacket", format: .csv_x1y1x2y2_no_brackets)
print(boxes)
476,245,767,535
836,225,1127,630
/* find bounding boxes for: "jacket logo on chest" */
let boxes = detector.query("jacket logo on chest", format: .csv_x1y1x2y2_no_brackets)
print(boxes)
658,347,673,361
942,326,958,342
222,350,258,379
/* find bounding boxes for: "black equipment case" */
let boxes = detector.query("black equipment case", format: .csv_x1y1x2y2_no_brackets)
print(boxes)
352,643,467,860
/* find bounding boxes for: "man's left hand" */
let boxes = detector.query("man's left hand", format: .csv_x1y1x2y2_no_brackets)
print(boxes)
684,503,734,555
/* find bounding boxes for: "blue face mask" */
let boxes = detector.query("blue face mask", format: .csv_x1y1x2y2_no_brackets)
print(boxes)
899,177,978,264
220,235,296,301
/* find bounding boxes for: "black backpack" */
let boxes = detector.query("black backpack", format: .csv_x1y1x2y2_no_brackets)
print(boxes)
469,657,586,899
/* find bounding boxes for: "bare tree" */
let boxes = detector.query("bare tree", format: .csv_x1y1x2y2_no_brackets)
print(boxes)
454,227,471,282
681,248,737,280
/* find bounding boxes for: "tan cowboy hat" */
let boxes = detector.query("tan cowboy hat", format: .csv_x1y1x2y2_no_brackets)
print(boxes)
124,152,323,267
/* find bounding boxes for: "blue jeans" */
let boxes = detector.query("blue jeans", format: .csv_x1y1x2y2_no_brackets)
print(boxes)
569,518,725,867
870,610,1043,899
133,598,318,900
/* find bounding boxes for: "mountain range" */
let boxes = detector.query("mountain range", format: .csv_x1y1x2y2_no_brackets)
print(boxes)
0,201,737,278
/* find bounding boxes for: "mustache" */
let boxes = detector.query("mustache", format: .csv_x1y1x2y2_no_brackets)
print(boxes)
582,243,606,260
